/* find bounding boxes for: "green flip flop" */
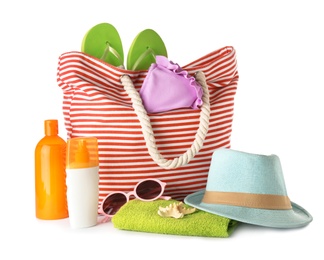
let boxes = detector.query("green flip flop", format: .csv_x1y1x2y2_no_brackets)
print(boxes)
81,23,124,68
127,29,168,71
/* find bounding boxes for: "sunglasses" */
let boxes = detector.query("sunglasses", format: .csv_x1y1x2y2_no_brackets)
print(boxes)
98,178,171,223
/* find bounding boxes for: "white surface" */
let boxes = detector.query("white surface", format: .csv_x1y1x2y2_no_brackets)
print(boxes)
1,0,323,259
66,166,99,229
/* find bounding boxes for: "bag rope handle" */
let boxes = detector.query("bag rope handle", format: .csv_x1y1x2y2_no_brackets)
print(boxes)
120,71,210,169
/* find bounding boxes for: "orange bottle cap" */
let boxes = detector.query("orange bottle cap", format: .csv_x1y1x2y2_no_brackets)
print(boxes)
66,137,99,169
45,120,58,136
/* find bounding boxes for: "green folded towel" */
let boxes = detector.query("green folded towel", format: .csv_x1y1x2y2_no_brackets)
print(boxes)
111,199,238,238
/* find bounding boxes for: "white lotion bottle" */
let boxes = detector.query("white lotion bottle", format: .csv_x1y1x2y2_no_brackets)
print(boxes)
66,137,99,228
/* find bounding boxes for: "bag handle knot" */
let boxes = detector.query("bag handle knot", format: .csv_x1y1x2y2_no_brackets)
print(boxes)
120,71,210,169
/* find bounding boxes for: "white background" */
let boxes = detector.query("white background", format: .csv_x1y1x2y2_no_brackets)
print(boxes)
1,0,323,259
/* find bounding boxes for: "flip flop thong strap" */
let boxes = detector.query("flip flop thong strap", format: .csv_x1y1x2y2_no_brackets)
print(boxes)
101,42,124,68
131,48,155,71
120,71,211,169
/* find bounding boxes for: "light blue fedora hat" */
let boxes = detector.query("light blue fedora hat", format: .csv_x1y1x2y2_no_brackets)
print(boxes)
184,148,313,228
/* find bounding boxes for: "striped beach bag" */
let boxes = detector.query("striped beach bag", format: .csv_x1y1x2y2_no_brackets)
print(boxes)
57,46,239,203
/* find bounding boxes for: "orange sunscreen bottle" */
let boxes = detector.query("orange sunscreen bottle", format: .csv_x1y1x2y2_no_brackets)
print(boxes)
35,119,68,220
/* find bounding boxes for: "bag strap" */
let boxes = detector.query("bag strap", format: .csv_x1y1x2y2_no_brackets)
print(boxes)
120,71,210,169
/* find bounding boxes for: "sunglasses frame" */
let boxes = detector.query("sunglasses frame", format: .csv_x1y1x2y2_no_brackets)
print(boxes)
98,178,171,222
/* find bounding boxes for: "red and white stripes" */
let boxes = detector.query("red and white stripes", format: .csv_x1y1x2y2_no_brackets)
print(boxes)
57,46,238,202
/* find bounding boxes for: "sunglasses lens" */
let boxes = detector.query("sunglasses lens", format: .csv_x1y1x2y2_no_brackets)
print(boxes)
136,180,163,200
102,193,127,215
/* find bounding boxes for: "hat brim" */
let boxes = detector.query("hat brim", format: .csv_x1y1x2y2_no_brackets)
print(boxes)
184,190,313,229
